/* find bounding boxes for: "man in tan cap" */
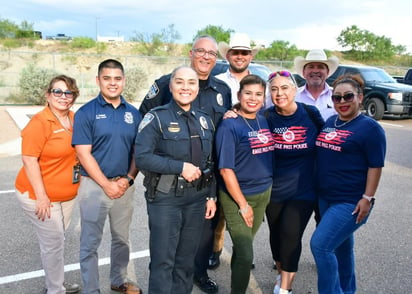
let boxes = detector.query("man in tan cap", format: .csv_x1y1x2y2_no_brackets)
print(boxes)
216,33,261,104
294,49,339,121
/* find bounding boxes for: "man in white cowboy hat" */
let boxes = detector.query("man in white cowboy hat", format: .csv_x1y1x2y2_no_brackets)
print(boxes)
209,33,261,271
215,33,261,104
294,49,339,121
294,49,339,230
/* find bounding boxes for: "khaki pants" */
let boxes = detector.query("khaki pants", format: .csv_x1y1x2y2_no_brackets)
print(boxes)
16,191,76,294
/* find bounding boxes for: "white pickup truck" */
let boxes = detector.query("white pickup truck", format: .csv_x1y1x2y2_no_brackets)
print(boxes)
45,33,72,41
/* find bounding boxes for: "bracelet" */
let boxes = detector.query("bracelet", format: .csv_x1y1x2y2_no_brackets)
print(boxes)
238,204,250,215
206,197,217,202
362,194,375,203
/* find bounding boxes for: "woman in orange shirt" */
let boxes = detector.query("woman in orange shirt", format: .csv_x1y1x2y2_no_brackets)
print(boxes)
15,75,81,294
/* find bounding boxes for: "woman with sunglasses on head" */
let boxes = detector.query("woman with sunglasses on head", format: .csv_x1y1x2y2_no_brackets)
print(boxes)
310,74,386,294
264,70,324,294
15,75,81,294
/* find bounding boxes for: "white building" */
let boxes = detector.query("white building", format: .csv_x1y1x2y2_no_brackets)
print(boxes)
97,35,124,42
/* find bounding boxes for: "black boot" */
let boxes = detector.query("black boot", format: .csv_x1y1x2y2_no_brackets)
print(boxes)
208,250,222,270
194,276,218,293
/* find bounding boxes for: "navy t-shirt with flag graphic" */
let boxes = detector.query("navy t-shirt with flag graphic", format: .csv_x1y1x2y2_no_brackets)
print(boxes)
265,102,323,202
215,113,275,196
316,114,386,204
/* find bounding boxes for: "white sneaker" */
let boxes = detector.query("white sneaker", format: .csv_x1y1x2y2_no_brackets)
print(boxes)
279,289,292,294
273,275,281,294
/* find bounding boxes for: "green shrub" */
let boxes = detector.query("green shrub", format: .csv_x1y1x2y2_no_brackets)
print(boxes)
18,64,58,104
2,38,22,48
96,42,107,53
70,37,96,49
123,67,148,102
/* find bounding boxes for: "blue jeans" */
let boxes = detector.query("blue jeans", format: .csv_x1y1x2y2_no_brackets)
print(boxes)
310,199,371,294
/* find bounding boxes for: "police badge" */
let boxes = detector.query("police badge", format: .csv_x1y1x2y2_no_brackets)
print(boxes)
199,116,209,130
124,112,134,124
216,93,223,106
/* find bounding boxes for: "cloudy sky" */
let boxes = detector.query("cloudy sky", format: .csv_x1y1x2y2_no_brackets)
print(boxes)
3,0,412,53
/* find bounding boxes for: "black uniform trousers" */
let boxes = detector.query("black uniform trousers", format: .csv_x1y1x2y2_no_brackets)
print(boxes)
147,186,210,294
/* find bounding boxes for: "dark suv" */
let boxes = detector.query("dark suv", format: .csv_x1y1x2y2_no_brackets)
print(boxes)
211,60,306,87
326,65,412,120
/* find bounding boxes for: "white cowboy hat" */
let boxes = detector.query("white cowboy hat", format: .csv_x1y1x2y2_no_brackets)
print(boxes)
218,33,261,58
294,49,339,77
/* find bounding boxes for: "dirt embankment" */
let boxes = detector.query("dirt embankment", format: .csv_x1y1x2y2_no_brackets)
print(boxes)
0,40,189,103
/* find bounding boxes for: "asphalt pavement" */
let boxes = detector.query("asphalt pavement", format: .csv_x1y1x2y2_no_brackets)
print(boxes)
0,107,411,294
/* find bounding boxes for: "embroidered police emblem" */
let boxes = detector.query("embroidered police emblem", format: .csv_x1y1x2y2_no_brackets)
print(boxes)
216,93,223,106
199,116,208,130
124,112,133,124
138,113,154,132
168,122,180,133
145,83,160,99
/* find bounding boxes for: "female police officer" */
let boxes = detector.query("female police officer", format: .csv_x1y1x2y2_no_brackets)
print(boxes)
134,66,216,294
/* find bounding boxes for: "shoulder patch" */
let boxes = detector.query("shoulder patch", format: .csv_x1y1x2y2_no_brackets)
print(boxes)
145,83,160,100
138,113,154,132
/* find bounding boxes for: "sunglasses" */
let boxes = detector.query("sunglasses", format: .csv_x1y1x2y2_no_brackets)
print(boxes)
230,50,251,56
51,88,74,99
331,92,355,103
268,70,297,86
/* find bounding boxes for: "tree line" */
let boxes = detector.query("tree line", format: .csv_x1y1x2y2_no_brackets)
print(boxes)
1,18,411,66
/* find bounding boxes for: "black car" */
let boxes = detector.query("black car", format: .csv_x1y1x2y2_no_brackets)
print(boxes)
211,60,306,87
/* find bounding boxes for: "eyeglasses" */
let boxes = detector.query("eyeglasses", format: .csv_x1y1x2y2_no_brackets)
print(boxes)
51,88,74,99
192,48,218,58
230,50,251,56
331,93,355,103
268,71,297,86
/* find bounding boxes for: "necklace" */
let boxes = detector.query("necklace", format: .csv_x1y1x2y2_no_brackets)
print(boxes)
334,112,361,128
241,115,268,143
51,110,72,133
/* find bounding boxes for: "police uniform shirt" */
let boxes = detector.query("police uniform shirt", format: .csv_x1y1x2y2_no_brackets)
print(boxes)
72,94,141,178
135,100,214,175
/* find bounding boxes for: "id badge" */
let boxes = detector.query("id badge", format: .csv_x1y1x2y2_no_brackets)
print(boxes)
72,164,80,184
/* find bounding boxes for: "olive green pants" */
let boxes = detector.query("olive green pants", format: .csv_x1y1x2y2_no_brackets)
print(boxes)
219,186,271,294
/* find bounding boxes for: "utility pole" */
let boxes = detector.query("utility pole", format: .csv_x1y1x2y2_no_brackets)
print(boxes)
95,17,100,41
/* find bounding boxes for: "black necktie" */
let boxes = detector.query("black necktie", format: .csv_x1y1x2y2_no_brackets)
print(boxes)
185,111,202,167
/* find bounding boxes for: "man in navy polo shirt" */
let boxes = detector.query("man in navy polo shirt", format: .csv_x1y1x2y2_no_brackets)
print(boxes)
72,59,142,294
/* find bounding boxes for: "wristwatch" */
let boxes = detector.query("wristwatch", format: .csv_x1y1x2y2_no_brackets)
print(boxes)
362,194,375,204
206,196,217,202
126,176,134,187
